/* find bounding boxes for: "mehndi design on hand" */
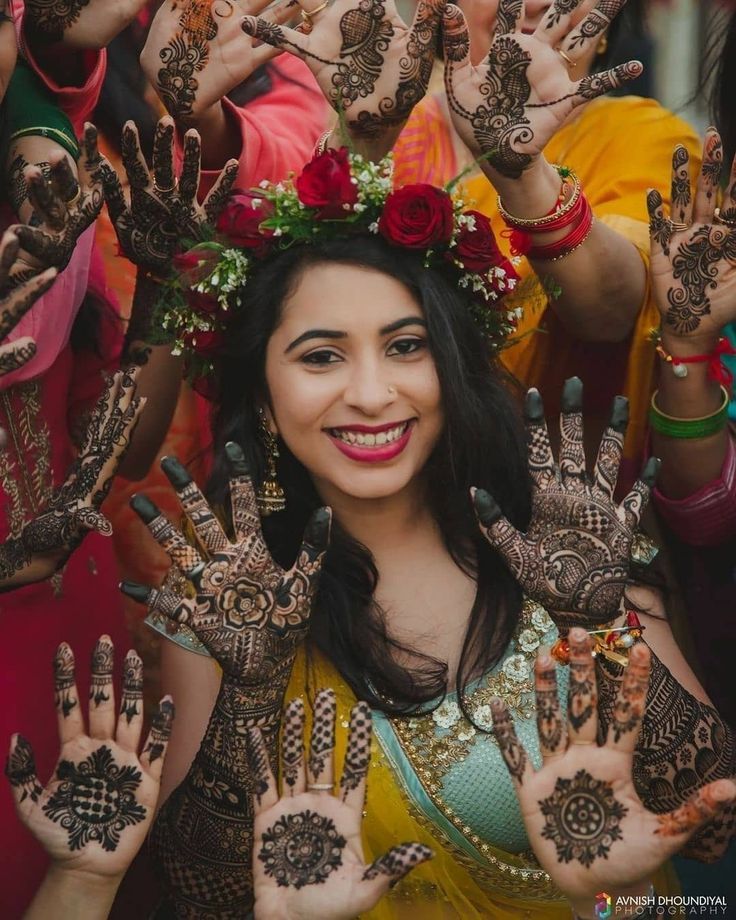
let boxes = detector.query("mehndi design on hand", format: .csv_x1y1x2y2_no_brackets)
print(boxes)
250,691,431,915
648,129,736,339
242,0,446,138
6,637,173,878
442,0,642,177
7,126,104,281
492,633,736,904
24,0,148,49
101,117,237,273
0,366,145,589
473,379,659,627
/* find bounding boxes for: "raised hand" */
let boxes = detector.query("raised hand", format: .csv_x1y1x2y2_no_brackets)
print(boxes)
491,631,736,907
442,0,642,178
251,690,432,919
141,0,297,123
6,125,104,282
100,117,238,274
0,231,57,376
647,128,736,346
242,0,446,138
5,636,174,879
473,379,659,628
23,0,148,50
123,443,331,685
0,367,145,589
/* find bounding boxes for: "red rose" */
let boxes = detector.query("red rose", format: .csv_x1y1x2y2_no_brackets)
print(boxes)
183,329,225,358
186,290,219,317
295,147,358,219
217,192,274,250
454,210,504,272
379,185,454,249
173,247,220,284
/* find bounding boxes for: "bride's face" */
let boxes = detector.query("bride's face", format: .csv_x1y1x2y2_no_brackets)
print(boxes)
264,262,444,507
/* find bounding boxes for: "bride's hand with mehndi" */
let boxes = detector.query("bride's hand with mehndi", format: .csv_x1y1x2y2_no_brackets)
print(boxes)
491,631,736,916
442,0,642,179
123,443,331,686
472,378,659,630
242,0,446,144
250,689,432,919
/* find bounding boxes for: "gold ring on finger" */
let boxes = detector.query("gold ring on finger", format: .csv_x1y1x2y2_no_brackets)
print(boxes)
714,207,736,229
670,221,690,232
300,0,329,33
556,47,576,68
306,782,334,791
153,179,178,195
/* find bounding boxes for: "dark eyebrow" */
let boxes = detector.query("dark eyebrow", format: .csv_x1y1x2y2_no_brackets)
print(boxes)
285,329,347,353
285,316,427,353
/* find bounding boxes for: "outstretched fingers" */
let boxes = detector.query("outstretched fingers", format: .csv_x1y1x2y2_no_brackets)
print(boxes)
161,456,229,555
5,734,43,815
618,456,659,531
647,188,672,257
493,0,523,41
360,842,433,897
606,641,649,755
307,688,336,794
179,131,202,206
281,698,306,796
572,61,643,110
670,144,693,227
559,377,586,490
121,121,152,191
241,16,305,56
54,642,84,743
339,702,372,814
564,0,626,56
566,628,598,745
655,779,736,851
535,652,566,761
248,726,279,812
203,160,239,225
694,128,723,225
525,388,556,489
119,580,194,625
226,441,266,544
116,650,144,752
151,117,177,198
472,488,528,582
130,494,205,579
592,395,628,500
140,696,175,781
441,4,471,68
89,635,116,740
491,697,533,786
0,267,57,341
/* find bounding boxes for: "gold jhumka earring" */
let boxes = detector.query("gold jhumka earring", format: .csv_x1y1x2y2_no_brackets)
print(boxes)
256,409,286,515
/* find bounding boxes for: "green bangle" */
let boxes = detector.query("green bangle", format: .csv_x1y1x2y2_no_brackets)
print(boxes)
649,387,730,439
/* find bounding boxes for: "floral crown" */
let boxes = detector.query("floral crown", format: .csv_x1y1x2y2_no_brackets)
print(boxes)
157,148,523,385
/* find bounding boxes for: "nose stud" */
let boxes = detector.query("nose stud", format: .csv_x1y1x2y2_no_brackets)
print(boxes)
387,385,396,396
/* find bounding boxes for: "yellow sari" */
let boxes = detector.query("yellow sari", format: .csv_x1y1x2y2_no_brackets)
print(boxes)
393,95,701,487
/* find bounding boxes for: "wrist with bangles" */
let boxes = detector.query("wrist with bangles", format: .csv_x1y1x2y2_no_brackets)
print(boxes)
551,610,645,668
498,165,595,262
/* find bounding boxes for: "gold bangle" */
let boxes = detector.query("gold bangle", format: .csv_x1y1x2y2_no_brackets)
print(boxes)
650,386,730,422
497,168,581,230
314,130,332,156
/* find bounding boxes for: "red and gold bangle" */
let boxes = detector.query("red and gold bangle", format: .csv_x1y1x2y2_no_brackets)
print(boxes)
497,168,582,231
551,611,645,667
527,196,594,262
313,130,333,157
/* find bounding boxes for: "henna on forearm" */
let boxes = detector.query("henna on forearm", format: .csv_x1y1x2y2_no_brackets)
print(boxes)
596,650,736,861
25,0,92,42
125,270,173,351
150,672,291,916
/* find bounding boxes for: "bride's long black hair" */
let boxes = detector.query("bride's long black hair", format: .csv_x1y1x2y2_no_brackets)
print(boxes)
207,235,533,714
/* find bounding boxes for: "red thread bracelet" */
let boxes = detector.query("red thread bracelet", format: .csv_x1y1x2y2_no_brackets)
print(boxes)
656,336,736,387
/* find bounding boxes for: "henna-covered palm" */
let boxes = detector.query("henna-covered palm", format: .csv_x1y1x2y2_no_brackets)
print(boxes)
141,0,298,123
0,231,57,376
5,636,174,880
442,0,643,178
123,443,331,685
0,367,145,589
242,0,446,138
473,379,659,628
491,631,736,905
100,117,238,274
23,0,148,49
251,689,431,919
648,128,736,342
6,125,103,283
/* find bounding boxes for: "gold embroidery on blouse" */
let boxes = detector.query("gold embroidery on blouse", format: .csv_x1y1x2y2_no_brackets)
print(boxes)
391,599,554,789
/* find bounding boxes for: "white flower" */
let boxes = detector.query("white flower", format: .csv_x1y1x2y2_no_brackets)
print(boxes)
251,198,262,209
473,704,494,730
531,607,554,633
457,726,476,742
518,628,540,653
432,700,461,729
502,653,530,683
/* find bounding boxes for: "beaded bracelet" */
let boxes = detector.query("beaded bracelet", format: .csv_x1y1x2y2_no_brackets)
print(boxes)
551,611,645,667
649,387,730,440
